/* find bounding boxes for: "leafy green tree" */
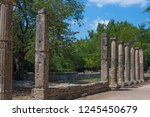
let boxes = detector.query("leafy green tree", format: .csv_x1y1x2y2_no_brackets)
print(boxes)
76,20,148,72
13,0,85,79
13,0,36,80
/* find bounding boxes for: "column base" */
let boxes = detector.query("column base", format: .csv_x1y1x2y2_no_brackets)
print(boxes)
140,79,144,82
118,82,125,88
0,91,12,100
124,81,132,86
32,88,48,100
137,80,142,84
109,83,119,90
133,81,138,84
130,80,135,85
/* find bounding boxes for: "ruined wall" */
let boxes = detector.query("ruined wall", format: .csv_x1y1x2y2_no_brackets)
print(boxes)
26,72,101,81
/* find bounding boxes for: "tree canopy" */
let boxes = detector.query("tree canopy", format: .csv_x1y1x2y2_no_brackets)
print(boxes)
11,1,150,80
13,0,85,79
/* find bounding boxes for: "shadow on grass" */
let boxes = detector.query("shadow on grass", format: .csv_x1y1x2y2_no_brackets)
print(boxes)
50,77,101,84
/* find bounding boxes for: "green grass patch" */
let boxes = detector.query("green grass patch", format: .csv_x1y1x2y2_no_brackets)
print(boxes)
51,77,100,84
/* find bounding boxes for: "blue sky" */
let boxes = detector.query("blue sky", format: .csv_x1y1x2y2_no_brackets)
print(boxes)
71,0,150,39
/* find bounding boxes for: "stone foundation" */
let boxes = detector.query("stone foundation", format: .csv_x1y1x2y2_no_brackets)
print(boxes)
47,81,109,100
14,81,109,100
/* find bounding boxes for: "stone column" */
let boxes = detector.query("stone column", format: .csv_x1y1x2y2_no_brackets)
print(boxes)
124,43,130,85
33,8,49,99
0,0,13,100
130,46,135,84
117,41,124,87
110,38,118,89
139,48,144,82
135,47,140,83
101,33,109,82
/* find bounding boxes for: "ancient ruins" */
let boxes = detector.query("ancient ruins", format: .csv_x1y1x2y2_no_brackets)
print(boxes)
0,0,13,100
0,1,144,100
33,8,49,99
101,33,144,89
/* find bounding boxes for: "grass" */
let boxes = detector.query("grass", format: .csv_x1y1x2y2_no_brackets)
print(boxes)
50,77,101,84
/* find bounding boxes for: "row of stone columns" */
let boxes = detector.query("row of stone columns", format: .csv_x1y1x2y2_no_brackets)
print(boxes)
0,2,145,99
101,33,144,89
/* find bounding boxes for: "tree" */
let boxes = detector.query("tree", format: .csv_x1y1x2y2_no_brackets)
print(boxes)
13,0,85,79
75,20,146,71
13,0,36,80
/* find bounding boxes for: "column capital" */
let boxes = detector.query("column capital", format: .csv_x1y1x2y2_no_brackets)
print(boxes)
0,0,13,4
139,47,143,51
38,8,46,14
110,37,116,41
130,45,135,48
124,43,130,46
102,33,107,37
135,47,140,50
118,41,123,44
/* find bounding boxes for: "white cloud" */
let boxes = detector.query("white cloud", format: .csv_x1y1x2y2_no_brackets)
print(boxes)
90,18,109,30
89,0,149,7
71,18,88,25
145,18,150,21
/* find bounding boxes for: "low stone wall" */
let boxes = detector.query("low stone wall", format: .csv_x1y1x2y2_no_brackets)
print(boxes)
144,74,150,81
26,72,149,82
26,72,101,81
13,80,109,100
47,81,109,100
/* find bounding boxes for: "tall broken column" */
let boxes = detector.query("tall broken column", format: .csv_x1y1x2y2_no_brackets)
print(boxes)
117,41,124,87
33,8,49,99
110,38,118,89
101,33,109,82
130,46,135,84
139,48,144,82
0,0,13,100
135,47,140,83
124,43,130,85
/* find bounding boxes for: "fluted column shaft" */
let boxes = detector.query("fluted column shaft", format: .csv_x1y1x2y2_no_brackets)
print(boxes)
101,33,109,82
117,41,124,87
130,46,135,84
110,38,118,89
135,47,140,83
0,1,13,100
139,48,144,82
124,43,130,85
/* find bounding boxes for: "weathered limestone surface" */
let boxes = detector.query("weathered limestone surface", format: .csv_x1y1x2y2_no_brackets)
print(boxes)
0,0,13,4
0,1,13,100
101,33,109,82
110,38,118,89
124,43,130,85
33,9,49,99
130,46,135,84
135,47,140,83
117,41,124,87
139,48,144,82
48,81,109,100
